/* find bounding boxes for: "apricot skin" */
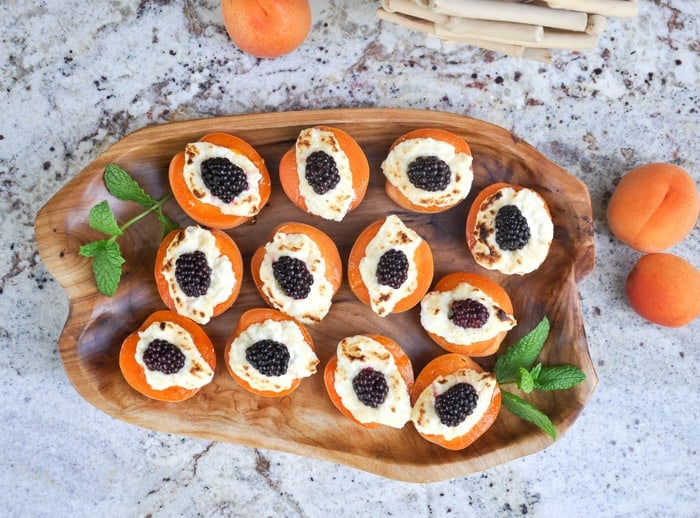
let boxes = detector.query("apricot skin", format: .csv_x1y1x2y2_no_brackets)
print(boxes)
221,0,311,59
625,253,700,327
607,163,699,253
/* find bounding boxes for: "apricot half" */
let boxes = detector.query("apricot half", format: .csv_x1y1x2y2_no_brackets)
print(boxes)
626,253,700,327
607,163,699,252
221,0,312,59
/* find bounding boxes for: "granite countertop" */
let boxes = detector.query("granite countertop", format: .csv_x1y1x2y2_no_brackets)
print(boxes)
1,0,698,515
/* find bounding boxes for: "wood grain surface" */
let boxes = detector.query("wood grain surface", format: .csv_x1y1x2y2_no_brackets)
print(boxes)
34,108,596,483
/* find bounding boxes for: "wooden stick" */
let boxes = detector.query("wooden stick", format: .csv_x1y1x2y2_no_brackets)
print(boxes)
376,7,435,35
523,48,555,63
440,37,527,57
431,0,589,32
382,0,450,25
544,0,639,17
585,14,607,35
447,16,544,43
436,24,600,49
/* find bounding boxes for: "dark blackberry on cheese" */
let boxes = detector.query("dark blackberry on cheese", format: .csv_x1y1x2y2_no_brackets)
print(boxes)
420,280,516,347
256,229,336,324
468,185,553,275
227,316,319,394
135,319,214,391
183,141,263,217
330,335,412,428
411,368,497,441
381,129,473,212
358,215,423,316
295,127,357,221
159,225,238,324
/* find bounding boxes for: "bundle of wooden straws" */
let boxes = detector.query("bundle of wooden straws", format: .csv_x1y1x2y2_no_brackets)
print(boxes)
377,0,638,62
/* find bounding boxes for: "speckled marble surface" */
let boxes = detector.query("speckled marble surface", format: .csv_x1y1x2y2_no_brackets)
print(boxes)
1,0,698,516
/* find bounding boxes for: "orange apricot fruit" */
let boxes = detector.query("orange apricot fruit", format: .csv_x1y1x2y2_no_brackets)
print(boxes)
607,163,699,253
625,253,700,327
221,0,312,59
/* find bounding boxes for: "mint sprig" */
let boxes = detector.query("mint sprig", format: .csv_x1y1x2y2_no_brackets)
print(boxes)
79,163,177,296
495,317,586,440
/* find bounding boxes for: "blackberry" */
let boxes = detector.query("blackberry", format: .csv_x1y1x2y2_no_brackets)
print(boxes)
175,251,211,297
305,151,340,195
352,367,389,408
246,339,290,377
450,299,489,329
406,155,451,192
435,382,479,427
143,339,185,375
376,249,409,289
200,156,248,203
272,255,314,299
495,204,530,251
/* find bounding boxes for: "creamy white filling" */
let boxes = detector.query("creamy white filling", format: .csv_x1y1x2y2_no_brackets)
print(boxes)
183,141,263,217
420,282,516,344
470,186,553,275
135,320,214,391
333,335,412,428
228,318,319,393
258,231,334,324
358,215,422,317
162,225,237,324
411,368,497,441
295,127,355,221
381,137,473,208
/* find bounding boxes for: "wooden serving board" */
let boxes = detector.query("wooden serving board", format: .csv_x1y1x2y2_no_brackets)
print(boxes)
35,108,596,483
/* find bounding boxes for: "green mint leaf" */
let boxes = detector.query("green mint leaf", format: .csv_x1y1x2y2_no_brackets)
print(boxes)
104,163,156,207
530,363,542,380
533,365,586,391
502,391,557,440
92,240,125,296
88,201,122,236
495,317,550,383
157,207,179,238
517,368,535,393
79,239,110,258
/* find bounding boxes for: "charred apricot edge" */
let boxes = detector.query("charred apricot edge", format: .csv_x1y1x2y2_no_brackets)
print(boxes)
347,218,434,313
250,221,343,308
224,307,315,397
279,125,370,215
425,272,514,357
169,132,271,229
154,228,244,320
384,128,472,213
323,334,414,428
411,353,501,450
119,309,216,402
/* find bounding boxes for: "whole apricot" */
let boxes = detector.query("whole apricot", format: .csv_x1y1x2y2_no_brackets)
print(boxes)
221,0,312,59
625,253,700,327
607,163,699,252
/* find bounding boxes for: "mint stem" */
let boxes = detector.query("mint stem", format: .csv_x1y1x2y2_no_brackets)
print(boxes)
108,193,172,242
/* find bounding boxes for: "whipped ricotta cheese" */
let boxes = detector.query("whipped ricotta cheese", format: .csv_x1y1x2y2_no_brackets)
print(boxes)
258,231,334,324
135,320,214,391
359,215,423,317
183,141,263,217
411,368,497,441
295,127,356,221
161,225,237,324
228,318,319,393
470,186,553,275
381,137,473,209
333,335,412,428
420,282,516,344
